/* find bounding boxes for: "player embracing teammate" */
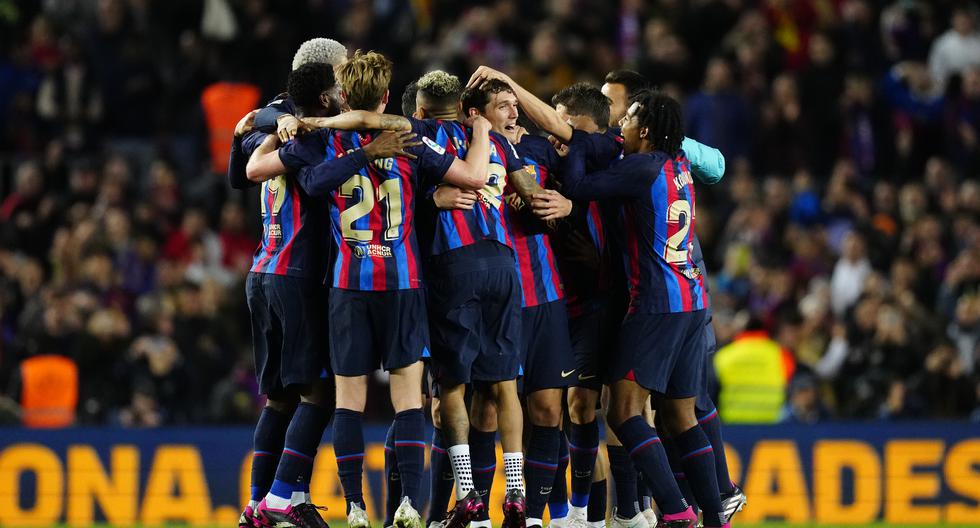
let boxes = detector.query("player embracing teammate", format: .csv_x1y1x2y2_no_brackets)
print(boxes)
229,43,746,528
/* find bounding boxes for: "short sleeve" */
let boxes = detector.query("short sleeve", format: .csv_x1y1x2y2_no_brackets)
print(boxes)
241,131,270,156
411,135,456,187
277,130,329,171
490,131,523,173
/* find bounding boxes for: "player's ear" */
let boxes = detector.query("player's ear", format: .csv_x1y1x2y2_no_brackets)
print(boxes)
413,108,426,119
382,89,390,105
339,90,350,107
467,107,480,118
639,126,649,139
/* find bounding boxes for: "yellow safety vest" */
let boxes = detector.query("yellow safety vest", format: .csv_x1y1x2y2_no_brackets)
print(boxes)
714,333,787,424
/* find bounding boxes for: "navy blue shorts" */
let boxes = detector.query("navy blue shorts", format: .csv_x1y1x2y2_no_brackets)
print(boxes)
519,300,575,394
328,287,429,376
613,309,707,398
568,304,622,391
427,242,523,387
246,272,329,396
696,311,717,412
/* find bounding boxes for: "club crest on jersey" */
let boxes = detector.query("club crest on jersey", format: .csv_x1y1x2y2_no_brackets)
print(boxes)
422,136,446,155
352,244,393,258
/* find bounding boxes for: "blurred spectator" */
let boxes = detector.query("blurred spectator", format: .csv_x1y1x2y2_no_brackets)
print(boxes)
928,6,980,92
714,319,795,424
1,0,978,425
781,373,831,424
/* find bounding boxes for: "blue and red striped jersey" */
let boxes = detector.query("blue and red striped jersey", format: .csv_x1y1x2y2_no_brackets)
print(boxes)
241,131,327,279
279,127,456,290
425,121,524,256
563,143,708,314
508,134,563,307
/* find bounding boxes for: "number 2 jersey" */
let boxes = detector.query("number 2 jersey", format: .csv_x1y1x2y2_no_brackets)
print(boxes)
563,141,708,315
278,126,457,291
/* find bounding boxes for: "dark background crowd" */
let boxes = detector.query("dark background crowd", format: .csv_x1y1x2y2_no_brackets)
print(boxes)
0,0,978,426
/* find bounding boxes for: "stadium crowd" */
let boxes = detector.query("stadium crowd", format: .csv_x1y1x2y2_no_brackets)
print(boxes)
1,0,978,427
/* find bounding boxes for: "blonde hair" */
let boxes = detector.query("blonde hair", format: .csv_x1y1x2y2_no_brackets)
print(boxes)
291,38,348,70
335,50,393,111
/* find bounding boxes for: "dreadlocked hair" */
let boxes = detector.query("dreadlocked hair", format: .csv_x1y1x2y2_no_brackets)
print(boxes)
631,89,684,156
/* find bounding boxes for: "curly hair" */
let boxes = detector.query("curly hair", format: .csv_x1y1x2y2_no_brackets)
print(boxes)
287,63,335,112
631,89,684,155
291,38,348,70
416,70,462,112
334,50,393,111
551,82,610,129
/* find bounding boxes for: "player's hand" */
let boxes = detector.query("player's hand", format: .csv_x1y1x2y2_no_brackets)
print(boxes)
277,114,313,143
235,110,259,137
531,189,573,220
466,66,511,89
433,186,480,210
467,115,492,134
548,134,570,157
363,131,421,160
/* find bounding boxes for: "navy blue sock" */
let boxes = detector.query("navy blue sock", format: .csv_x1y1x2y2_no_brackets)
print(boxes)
697,406,734,495
549,435,569,516
526,425,560,518
333,408,366,511
394,408,426,509
251,407,291,501
470,428,497,521
568,420,599,508
587,480,607,522
675,426,724,527
637,471,652,511
613,416,686,516
384,423,401,526
270,402,329,501
428,428,455,524
663,436,698,514
606,445,638,517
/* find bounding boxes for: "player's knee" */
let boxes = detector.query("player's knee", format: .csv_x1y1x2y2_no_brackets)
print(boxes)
335,376,368,411
528,391,562,426
568,391,597,424
660,403,697,436
266,393,298,414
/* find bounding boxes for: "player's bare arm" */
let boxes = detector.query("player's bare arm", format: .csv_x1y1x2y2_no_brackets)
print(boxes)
301,111,413,132
467,66,574,143
441,115,492,190
433,185,479,210
245,135,285,183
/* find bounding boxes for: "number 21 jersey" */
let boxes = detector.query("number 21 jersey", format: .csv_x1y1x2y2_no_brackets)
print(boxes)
279,129,456,290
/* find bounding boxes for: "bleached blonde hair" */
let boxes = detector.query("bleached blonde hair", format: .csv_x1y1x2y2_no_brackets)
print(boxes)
291,38,348,70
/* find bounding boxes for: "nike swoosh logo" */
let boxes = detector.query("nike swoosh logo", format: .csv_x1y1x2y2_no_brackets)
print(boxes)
561,370,576,377
578,374,596,380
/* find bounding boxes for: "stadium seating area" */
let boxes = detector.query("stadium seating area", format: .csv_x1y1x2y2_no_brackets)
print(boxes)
0,0,978,425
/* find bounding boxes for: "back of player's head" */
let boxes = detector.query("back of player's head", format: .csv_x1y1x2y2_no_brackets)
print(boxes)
416,70,463,114
630,89,684,155
552,82,610,129
292,38,348,70
287,63,336,112
335,50,393,111
460,78,514,115
604,69,649,98
401,81,419,116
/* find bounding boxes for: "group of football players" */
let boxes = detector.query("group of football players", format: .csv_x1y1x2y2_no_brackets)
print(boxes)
227,37,746,528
